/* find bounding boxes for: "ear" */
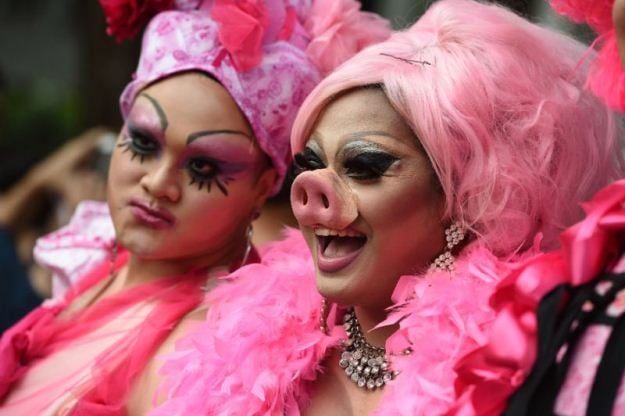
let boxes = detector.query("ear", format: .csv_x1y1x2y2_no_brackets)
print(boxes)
252,167,278,208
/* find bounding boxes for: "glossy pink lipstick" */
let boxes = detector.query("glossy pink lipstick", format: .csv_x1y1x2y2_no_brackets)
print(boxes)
129,199,175,229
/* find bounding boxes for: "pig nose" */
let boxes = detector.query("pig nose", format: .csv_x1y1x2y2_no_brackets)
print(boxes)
291,169,357,230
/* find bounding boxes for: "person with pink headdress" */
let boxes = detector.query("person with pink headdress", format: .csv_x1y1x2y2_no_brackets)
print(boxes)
147,0,624,414
0,1,389,414
450,1,625,415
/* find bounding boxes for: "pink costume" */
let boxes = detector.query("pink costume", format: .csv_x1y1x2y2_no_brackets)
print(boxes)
451,1,625,415
452,181,625,416
0,0,389,414
152,231,536,415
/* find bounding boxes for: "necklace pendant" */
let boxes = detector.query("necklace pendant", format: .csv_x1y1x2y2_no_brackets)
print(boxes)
340,308,395,391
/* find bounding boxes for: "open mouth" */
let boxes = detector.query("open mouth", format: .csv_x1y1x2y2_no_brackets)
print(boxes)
315,227,367,273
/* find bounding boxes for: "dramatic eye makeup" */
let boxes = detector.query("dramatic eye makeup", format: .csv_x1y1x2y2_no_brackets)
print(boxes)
341,142,399,181
119,93,167,164
120,99,258,197
183,131,258,196
293,146,326,173
118,123,162,163
343,149,399,181
185,156,230,195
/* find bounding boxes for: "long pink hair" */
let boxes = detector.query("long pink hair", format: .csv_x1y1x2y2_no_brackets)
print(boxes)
291,0,624,255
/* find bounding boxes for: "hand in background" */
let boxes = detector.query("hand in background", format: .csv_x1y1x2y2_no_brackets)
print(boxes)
0,127,111,232
0,127,113,299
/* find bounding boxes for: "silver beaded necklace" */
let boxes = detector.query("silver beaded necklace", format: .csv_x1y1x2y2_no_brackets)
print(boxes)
338,308,396,390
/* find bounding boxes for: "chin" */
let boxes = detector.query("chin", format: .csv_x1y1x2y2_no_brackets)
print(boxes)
315,273,361,306
117,231,164,257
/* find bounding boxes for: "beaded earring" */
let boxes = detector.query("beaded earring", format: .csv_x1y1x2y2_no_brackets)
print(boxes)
429,221,466,272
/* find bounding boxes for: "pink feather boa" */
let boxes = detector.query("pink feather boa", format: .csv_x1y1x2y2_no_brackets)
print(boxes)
151,228,339,415
550,0,625,111
151,229,539,415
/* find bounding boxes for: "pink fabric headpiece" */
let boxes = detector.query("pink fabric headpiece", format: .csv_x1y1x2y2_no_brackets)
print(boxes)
100,0,391,193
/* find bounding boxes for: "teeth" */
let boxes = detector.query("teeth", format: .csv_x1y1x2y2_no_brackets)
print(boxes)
314,227,363,238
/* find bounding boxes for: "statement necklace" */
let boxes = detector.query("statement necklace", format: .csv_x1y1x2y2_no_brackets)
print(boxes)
338,308,396,390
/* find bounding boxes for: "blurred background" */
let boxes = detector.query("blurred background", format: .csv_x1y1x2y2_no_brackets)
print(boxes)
0,0,593,329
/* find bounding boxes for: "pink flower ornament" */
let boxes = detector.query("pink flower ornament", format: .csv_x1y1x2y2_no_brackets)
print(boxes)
211,0,270,71
305,0,391,75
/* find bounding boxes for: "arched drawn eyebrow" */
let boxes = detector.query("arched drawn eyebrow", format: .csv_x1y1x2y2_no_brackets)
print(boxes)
139,93,168,132
187,130,251,144
344,130,399,141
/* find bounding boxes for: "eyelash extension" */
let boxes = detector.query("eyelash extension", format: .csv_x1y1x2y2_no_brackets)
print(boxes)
118,126,160,164
188,176,234,196
117,140,147,164
293,148,326,174
187,158,234,197
344,151,398,180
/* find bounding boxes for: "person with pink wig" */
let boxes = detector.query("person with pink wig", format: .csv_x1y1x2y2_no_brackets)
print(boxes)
148,0,624,414
0,0,389,414
451,1,625,415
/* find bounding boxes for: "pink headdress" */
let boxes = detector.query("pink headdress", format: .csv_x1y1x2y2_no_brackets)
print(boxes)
550,0,625,111
100,0,390,193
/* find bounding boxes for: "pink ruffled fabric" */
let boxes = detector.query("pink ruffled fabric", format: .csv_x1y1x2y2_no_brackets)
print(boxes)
34,200,115,298
450,179,625,416
305,0,391,75
549,0,625,111
154,230,536,415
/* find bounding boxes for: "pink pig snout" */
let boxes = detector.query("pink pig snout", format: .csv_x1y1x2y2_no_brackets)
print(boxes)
290,169,357,230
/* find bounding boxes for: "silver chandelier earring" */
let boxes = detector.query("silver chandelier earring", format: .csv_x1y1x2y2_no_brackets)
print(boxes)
240,224,253,266
430,221,466,272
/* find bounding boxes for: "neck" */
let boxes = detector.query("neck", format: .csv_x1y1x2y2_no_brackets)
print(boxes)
119,239,248,288
352,305,398,349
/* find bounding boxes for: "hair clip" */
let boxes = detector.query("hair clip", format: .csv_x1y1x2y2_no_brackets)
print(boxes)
380,53,431,66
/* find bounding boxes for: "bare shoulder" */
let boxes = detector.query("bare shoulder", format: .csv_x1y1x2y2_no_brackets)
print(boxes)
125,303,209,415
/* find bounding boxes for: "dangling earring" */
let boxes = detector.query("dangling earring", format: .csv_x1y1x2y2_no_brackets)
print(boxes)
239,209,260,268
240,224,253,266
319,297,329,334
429,221,465,272
109,240,118,277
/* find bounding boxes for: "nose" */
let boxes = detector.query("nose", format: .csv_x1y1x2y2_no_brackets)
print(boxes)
291,169,357,229
140,160,181,202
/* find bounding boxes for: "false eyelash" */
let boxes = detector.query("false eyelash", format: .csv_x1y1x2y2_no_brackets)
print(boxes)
343,151,398,180
188,175,234,196
293,148,326,174
117,141,146,164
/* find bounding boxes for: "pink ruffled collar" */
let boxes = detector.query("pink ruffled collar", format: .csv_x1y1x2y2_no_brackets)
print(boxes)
450,179,625,416
154,229,536,415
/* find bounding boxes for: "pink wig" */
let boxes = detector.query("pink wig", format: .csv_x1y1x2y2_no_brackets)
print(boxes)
291,0,624,256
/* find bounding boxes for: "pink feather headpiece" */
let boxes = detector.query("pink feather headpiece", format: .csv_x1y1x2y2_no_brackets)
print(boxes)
550,0,625,111
99,0,391,193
